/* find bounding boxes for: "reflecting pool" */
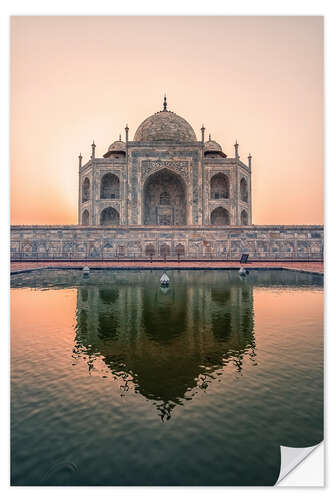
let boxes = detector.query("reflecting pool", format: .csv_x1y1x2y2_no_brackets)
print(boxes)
11,269,323,485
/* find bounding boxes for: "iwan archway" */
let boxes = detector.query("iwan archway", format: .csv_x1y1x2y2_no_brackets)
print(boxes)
143,168,186,225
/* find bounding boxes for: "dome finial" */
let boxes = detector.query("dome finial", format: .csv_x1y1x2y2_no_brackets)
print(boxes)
209,133,211,141
119,133,122,141
163,94,167,111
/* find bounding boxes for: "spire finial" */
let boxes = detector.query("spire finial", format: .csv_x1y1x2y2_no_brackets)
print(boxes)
201,124,205,144
234,139,239,159
91,140,96,160
163,94,167,111
209,134,211,141
248,153,252,169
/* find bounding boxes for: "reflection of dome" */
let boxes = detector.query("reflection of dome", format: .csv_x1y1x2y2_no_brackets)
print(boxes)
204,136,227,157
103,139,126,158
134,100,197,142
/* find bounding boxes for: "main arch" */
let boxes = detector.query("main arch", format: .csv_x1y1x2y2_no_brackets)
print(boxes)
143,168,186,225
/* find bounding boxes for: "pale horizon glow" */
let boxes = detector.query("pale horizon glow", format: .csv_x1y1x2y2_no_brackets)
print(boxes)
11,16,323,225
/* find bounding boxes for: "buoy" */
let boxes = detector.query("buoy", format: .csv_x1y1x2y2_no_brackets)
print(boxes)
160,272,170,287
83,266,90,277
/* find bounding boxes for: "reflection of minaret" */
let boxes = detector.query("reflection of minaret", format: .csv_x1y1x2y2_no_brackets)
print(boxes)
73,272,256,418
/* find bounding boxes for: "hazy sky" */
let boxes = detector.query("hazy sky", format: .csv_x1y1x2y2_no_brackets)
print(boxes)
11,16,323,225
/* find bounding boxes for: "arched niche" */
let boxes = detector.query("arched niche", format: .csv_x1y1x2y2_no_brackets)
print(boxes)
100,173,120,199
160,243,171,258
100,207,120,226
82,177,90,202
211,206,230,225
82,209,89,225
145,244,156,258
240,177,248,203
210,173,230,199
241,209,248,225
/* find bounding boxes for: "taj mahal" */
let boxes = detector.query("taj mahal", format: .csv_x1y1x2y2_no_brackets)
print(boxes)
78,96,252,227
10,96,323,261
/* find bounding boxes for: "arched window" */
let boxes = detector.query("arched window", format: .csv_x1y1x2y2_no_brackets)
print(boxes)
145,244,155,257
240,178,248,203
100,207,120,226
175,243,185,257
211,207,230,225
82,178,90,202
159,191,170,205
241,210,248,225
210,173,230,199
82,209,89,225
100,173,120,199
160,243,170,257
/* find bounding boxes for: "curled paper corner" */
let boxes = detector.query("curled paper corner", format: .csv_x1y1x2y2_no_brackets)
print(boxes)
275,442,324,486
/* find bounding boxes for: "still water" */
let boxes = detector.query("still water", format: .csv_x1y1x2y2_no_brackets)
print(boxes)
11,269,323,486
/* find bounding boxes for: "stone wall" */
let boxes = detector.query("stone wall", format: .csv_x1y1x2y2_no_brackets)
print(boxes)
11,225,324,261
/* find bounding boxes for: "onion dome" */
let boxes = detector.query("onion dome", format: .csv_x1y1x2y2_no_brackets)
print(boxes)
103,137,126,158
204,135,227,158
133,96,197,142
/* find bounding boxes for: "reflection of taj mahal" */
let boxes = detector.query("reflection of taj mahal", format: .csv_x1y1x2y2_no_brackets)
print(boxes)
79,96,252,227
74,271,256,412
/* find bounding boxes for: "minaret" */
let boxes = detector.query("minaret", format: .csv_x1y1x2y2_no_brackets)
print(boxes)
125,124,129,225
234,140,240,225
78,153,83,225
91,140,96,160
200,124,205,225
248,154,253,225
90,141,96,223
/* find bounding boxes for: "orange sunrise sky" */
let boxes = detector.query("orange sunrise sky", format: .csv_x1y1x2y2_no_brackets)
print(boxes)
10,16,323,225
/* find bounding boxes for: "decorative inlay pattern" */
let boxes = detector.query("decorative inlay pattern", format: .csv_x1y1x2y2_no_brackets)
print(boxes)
141,160,189,181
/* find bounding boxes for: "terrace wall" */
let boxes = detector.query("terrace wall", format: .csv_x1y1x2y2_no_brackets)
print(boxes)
10,225,324,261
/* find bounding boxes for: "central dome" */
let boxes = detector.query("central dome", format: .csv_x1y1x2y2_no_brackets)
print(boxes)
134,106,197,143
